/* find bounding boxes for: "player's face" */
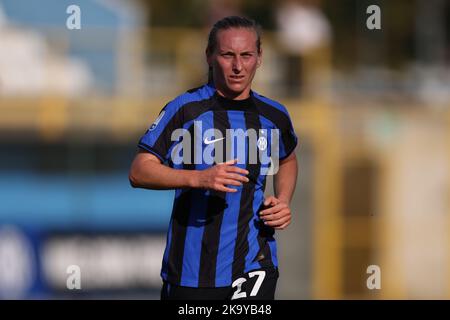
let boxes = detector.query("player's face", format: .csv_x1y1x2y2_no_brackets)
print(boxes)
207,28,262,100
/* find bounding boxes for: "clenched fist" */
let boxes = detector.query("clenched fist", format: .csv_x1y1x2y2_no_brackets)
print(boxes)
259,196,292,230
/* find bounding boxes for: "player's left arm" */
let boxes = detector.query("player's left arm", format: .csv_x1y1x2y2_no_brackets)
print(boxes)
259,151,298,230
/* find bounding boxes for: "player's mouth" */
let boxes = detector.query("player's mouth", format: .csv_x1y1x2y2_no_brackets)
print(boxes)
229,75,245,82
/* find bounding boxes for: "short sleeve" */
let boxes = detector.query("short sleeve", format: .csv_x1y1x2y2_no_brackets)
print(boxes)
252,93,298,161
279,117,298,160
138,99,184,163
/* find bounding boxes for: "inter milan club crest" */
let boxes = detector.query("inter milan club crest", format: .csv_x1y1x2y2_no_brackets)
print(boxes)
257,136,267,151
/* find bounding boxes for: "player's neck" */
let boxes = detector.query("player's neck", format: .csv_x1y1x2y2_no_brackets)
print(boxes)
215,86,251,101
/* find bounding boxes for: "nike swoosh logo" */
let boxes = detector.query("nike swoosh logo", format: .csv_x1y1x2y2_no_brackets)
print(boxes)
204,137,225,145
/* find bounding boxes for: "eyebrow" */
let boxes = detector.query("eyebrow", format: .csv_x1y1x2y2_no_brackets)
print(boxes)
219,50,256,55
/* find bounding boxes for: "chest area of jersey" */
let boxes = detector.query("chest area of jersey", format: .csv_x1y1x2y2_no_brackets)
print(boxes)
170,111,280,174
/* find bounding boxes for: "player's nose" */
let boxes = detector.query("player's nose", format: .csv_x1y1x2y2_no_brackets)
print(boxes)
232,57,243,72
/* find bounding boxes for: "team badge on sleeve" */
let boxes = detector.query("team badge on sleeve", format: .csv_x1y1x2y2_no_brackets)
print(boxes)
149,110,165,131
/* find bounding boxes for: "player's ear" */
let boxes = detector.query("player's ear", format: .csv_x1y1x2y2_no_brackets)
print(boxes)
257,49,262,68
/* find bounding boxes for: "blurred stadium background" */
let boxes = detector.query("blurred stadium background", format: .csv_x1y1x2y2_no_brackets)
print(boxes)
0,0,449,299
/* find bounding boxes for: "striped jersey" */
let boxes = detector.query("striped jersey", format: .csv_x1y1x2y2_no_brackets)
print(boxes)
138,83,298,287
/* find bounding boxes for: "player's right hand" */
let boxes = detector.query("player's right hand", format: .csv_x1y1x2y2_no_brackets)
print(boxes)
197,159,249,192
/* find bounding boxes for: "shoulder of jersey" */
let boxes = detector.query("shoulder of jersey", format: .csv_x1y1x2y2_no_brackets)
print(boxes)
251,91,290,117
165,84,215,112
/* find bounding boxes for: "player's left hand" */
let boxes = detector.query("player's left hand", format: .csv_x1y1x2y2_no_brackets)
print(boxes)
259,196,292,230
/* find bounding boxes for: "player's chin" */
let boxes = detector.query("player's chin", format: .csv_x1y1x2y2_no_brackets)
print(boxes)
226,84,244,93
226,80,247,90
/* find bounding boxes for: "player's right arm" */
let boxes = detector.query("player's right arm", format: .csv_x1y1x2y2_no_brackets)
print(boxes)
129,150,249,193
132,94,248,192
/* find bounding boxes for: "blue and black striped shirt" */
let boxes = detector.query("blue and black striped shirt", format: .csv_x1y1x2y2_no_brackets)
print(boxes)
138,83,297,287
